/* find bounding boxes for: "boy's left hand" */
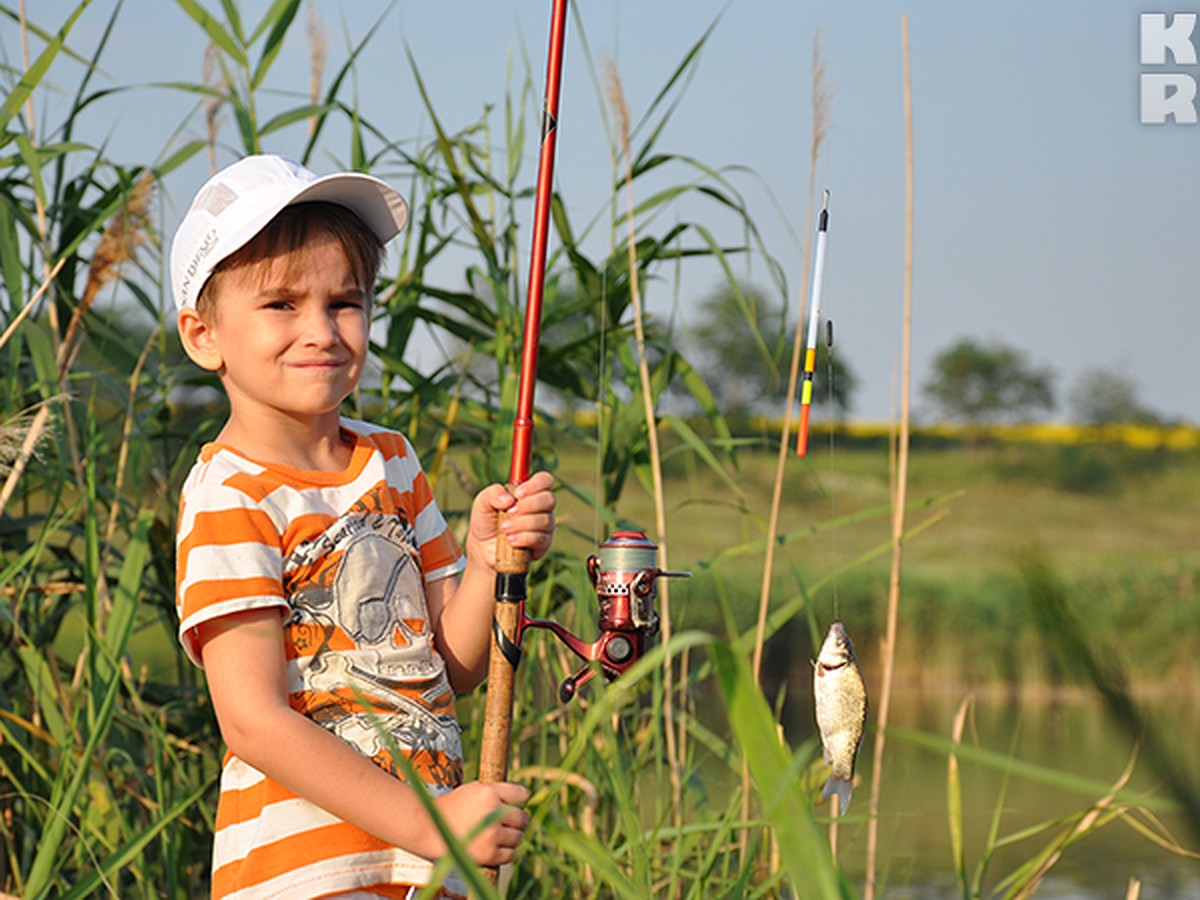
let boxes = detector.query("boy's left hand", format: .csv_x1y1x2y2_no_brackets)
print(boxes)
467,471,556,569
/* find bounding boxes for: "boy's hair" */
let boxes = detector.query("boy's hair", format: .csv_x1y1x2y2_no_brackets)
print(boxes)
196,201,384,320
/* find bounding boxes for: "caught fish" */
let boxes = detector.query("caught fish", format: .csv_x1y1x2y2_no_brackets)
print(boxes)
813,620,867,815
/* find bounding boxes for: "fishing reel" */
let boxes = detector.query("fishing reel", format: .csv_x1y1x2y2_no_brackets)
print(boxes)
523,531,690,702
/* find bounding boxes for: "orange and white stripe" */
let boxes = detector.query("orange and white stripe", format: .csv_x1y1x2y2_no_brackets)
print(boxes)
177,420,467,898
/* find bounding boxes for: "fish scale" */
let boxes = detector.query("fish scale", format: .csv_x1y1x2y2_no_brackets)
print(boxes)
813,620,867,815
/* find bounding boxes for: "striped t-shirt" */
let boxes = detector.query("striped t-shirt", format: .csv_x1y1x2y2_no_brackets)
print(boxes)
176,419,468,899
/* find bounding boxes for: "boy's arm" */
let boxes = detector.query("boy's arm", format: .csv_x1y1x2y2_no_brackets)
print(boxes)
199,608,529,866
428,472,555,693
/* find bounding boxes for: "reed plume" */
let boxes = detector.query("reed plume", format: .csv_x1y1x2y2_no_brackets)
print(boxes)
603,56,684,831
57,169,155,378
0,404,52,481
744,27,832,861
203,42,225,170
307,3,327,138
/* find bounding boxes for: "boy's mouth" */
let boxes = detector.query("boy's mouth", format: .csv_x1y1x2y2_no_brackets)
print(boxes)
291,357,348,369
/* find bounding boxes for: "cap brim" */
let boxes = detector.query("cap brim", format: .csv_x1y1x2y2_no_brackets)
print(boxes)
291,171,409,243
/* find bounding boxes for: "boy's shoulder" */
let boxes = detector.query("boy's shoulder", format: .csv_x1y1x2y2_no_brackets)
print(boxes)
178,420,426,511
341,418,418,462
181,441,268,492
178,443,288,526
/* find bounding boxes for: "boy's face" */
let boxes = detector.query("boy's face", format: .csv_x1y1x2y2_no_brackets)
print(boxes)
182,232,370,429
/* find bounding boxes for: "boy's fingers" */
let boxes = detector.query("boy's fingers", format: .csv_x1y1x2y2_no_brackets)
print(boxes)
488,484,517,512
494,781,530,805
511,471,554,498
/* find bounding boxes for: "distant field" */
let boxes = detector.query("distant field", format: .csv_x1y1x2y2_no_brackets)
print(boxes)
519,432,1200,688
544,432,1199,575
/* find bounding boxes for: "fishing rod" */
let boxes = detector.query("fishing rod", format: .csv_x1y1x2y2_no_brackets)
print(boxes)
795,190,831,457
478,0,690,814
479,0,570,794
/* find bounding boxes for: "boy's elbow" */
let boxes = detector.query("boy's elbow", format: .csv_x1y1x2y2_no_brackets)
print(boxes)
215,702,293,768
216,716,264,766
448,663,486,695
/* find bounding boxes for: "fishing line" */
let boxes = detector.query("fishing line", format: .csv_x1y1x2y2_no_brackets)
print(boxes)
824,316,841,621
595,261,608,549
795,190,841,622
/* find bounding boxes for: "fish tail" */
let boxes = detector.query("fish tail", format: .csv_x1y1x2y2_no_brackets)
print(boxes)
821,774,853,816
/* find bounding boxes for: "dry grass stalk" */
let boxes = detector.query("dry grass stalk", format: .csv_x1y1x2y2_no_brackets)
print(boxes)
602,56,684,830
1,171,155,521
0,403,52,519
1012,752,1138,899
514,765,598,881
864,16,914,899
743,28,831,859
0,256,67,353
0,403,53,480
103,329,157,548
18,0,61,351
0,581,84,598
53,169,155,508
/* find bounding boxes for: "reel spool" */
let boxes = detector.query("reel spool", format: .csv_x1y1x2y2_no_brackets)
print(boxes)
523,530,689,702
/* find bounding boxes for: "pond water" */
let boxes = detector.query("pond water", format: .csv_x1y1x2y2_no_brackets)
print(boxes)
783,688,1200,898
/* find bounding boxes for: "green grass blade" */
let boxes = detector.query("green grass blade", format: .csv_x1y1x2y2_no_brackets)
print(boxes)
58,774,217,900
711,642,850,899
22,510,153,898
545,825,644,899
890,727,1178,813
947,695,970,897
249,0,302,89
14,647,69,748
174,0,246,66
98,509,155,682
258,103,334,138
24,647,126,898
0,0,92,134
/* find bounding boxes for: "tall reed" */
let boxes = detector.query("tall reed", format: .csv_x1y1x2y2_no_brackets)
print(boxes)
2,4,1196,897
863,16,916,899
602,55,683,836
745,29,833,862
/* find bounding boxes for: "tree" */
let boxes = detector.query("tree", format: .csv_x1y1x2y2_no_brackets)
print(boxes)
923,337,1055,426
1068,367,1161,426
686,284,856,422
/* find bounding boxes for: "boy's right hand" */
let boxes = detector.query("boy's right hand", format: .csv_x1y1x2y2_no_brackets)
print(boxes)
433,781,531,867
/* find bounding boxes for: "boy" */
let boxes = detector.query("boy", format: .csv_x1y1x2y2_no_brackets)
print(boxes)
171,154,554,899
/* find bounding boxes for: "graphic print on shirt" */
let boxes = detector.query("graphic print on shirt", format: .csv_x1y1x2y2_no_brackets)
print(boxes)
284,496,463,790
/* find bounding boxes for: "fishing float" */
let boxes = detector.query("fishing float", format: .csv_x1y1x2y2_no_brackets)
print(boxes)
796,189,831,457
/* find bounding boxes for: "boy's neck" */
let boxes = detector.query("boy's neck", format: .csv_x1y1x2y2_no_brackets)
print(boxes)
216,410,354,473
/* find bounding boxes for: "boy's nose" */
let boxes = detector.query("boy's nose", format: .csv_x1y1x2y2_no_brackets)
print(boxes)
300,308,339,346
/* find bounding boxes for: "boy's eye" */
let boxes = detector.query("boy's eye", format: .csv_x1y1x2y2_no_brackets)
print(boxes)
332,294,367,311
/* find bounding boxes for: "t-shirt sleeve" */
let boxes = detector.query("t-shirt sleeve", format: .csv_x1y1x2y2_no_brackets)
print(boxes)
175,464,288,667
380,432,464,584
410,461,465,584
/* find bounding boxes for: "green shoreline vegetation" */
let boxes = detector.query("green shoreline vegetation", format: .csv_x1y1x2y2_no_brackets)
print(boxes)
2,3,1198,896
543,434,1200,691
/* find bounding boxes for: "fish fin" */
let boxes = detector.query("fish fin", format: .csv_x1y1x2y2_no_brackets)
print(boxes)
820,775,853,816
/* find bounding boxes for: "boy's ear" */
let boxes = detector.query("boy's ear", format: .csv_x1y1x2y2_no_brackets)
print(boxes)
177,308,223,372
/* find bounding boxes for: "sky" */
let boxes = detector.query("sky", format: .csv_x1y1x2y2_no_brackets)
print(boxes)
19,1,1200,424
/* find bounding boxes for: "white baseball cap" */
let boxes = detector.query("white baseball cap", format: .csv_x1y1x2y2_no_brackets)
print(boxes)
169,154,408,311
